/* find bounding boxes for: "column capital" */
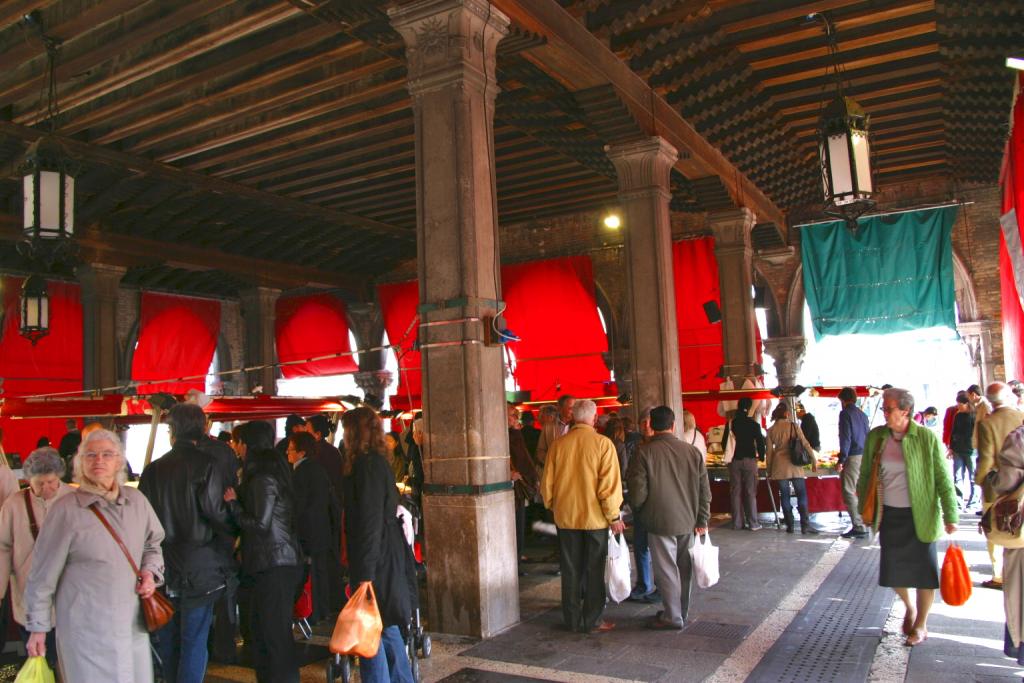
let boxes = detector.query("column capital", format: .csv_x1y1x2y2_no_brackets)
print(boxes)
75,263,126,297
389,0,509,97
708,207,757,246
238,286,281,310
762,335,807,385
354,369,394,399
606,137,678,197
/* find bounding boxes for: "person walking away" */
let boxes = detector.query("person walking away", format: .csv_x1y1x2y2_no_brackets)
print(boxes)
541,399,624,633
766,403,819,534
626,407,658,603
988,425,1024,663
628,406,710,630
724,397,765,530
508,403,540,566
976,382,1024,590
139,404,235,683
950,394,976,506
838,387,870,538
858,388,958,647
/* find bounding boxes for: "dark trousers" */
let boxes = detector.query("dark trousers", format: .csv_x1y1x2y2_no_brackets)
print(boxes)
556,528,608,632
309,551,336,623
515,498,526,558
249,565,303,683
729,458,759,528
778,478,809,528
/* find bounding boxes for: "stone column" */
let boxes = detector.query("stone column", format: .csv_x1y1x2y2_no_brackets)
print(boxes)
606,138,683,431
354,370,394,401
762,336,807,389
710,208,759,385
239,287,280,395
76,263,126,392
958,320,1001,387
390,0,517,638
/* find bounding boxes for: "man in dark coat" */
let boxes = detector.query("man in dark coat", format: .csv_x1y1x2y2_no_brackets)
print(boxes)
288,431,341,622
275,414,306,455
796,402,821,451
508,403,540,566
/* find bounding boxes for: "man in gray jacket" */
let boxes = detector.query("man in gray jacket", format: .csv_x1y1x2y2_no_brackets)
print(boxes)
628,405,711,630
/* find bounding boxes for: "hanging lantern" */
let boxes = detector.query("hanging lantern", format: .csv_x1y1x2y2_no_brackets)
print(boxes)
20,274,50,345
21,136,76,243
819,95,873,221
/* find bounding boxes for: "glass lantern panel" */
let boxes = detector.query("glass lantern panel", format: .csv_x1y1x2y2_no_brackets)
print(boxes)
38,170,61,234
852,130,872,194
827,133,854,202
22,175,34,230
23,295,48,328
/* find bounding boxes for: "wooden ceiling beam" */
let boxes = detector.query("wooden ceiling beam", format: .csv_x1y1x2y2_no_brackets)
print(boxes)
761,44,937,88
0,121,412,241
492,0,787,229
70,26,349,139
777,78,942,117
746,22,935,70
0,1,58,32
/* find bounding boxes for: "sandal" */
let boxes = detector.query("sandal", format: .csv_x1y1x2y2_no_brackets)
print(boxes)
905,628,928,646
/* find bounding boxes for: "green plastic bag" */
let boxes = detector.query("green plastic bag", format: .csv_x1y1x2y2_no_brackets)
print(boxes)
14,656,55,683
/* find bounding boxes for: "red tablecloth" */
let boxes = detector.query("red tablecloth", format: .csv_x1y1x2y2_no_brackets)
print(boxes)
710,476,844,514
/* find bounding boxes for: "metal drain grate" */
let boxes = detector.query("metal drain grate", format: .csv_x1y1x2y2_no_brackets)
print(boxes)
682,620,752,640
746,546,894,683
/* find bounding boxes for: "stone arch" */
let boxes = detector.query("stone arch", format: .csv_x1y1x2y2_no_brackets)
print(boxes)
752,263,784,338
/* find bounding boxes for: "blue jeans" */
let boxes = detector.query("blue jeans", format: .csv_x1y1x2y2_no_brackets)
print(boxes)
359,625,414,683
632,517,654,595
154,599,215,683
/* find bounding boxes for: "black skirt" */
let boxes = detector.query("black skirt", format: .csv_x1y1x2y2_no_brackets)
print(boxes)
878,506,939,589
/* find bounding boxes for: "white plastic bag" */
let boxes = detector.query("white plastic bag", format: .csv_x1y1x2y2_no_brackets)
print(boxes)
605,530,631,603
689,532,720,588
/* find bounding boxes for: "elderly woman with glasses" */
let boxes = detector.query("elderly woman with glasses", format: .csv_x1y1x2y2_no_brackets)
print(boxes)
0,447,73,669
858,388,958,647
24,429,165,682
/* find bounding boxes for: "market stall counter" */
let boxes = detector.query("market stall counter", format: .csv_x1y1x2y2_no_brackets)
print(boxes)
705,466,845,514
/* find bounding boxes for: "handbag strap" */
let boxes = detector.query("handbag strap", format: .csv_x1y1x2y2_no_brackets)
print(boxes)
23,489,39,541
89,503,141,578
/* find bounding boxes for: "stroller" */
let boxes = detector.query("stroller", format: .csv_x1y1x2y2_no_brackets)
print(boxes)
326,498,431,682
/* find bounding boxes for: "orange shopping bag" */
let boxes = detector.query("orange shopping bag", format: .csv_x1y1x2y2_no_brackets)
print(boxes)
940,543,971,606
329,581,383,657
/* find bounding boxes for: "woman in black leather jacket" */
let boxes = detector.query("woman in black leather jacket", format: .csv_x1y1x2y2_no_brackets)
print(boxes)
224,447,303,683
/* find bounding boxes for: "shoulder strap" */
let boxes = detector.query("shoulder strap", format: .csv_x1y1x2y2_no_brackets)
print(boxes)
89,503,141,577
23,489,38,541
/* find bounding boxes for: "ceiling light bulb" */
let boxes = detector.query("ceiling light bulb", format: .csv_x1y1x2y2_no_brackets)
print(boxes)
603,214,621,229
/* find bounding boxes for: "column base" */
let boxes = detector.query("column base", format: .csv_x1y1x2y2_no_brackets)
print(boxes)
422,489,520,638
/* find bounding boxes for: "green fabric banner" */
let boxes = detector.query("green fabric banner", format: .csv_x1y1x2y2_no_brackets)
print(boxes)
800,206,958,340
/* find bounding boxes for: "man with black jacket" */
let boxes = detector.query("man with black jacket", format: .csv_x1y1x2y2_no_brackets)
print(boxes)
724,397,766,531
139,404,235,683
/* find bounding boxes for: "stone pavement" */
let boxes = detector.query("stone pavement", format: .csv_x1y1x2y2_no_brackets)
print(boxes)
197,511,1023,682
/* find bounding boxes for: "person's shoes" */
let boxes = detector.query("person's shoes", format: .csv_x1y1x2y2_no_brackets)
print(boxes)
627,588,654,602
841,528,867,539
801,525,820,535
982,579,1004,590
905,628,928,646
646,613,683,630
785,524,794,533
642,589,661,604
587,620,615,634
749,524,763,531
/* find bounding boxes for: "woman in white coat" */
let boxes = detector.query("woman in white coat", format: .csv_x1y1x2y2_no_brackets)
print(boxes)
24,429,165,683
0,448,72,669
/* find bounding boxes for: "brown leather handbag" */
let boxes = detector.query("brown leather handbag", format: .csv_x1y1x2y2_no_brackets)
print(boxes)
859,445,883,527
89,503,175,632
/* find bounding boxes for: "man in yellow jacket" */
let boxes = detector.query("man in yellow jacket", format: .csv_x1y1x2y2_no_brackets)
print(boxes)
541,399,624,634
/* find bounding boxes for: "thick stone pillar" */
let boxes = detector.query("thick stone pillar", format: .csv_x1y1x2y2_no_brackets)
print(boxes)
762,336,807,389
390,0,517,638
239,287,280,395
76,263,125,392
709,208,759,385
606,138,683,431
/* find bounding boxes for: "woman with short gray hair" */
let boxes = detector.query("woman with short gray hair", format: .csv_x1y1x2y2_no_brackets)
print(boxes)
858,387,958,647
0,447,73,669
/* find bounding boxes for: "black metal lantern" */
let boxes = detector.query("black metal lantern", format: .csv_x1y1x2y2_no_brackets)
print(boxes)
811,12,875,231
20,274,49,345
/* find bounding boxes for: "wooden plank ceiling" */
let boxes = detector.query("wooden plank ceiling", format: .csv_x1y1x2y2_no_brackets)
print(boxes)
0,0,1020,298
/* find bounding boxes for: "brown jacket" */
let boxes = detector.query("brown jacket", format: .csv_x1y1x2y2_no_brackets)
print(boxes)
766,419,817,480
541,424,622,530
628,433,711,537
977,406,1024,499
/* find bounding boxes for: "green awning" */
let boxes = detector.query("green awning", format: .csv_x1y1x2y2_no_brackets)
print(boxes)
800,206,958,341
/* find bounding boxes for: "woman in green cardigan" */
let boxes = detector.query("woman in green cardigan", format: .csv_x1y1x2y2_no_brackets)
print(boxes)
858,387,958,647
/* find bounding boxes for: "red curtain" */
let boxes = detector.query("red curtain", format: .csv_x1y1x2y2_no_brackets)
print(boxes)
0,278,83,459
1002,73,1024,380
275,294,358,379
673,237,725,432
377,281,421,410
131,292,220,395
503,256,610,401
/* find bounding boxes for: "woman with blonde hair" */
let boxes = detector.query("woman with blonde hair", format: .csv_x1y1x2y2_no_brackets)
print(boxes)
766,402,819,534
681,410,707,458
24,429,165,681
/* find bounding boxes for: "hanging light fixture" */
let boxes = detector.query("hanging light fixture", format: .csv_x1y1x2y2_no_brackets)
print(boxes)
811,12,874,233
19,274,50,345
17,12,77,266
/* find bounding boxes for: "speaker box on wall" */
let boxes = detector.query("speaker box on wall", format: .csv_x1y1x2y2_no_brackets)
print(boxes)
703,300,721,324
